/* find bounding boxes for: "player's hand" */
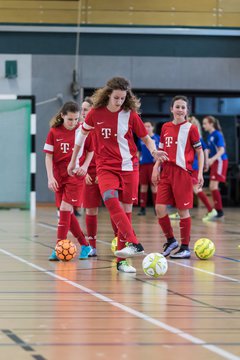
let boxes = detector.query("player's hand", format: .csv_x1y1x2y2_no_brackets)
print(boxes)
95,176,99,184
151,167,160,186
67,161,75,176
76,165,87,177
85,173,93,185
152,150,169,163
48,177,58,192
197,173,204,189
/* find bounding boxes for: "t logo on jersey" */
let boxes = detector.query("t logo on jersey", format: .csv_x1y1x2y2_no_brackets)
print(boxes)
60,143,70,153
165,136,173,147
102,128,111,139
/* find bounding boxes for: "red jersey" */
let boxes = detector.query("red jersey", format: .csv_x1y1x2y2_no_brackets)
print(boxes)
159,121,201,172
81,107,148,172
43,123,93,169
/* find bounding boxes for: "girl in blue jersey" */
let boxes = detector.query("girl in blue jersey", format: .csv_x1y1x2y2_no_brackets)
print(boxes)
202,116,228,219
137,121,160,215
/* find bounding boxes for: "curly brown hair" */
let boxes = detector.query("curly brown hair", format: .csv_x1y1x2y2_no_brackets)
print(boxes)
50,101,80,128
91,77,141,113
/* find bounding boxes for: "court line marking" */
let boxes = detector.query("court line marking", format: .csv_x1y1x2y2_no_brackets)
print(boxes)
0,248,239,360
38,222,240,283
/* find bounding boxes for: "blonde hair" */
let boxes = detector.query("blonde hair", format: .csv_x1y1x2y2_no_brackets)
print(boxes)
91,77,141,113
188,116,202,137
50,101,80,128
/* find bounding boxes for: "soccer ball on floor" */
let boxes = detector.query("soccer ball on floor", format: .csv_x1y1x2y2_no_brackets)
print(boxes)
142,253,168,278
194,238,215,260
111,237,118,253
55,239,77,261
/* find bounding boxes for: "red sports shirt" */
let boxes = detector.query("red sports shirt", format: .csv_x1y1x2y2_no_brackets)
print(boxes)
81,107,148,172
159,121,202,172
43,123,93,169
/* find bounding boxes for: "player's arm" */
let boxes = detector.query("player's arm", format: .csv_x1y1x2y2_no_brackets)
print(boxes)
45,153,58,192
140,135,168,163
68,128,89,176
151,159,161,186
75,151,94,177
195,147,204,189
208,146,225,166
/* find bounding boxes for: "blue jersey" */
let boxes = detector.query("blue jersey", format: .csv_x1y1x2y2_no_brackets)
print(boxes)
192,138,207,171
138,134,160,165
207,130,228,160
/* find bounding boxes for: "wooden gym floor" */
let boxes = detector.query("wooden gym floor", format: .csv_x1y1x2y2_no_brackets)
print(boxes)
0,206,239,360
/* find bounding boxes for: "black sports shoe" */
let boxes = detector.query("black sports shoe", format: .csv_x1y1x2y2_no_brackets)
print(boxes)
216,210,224,218
74,209,81,217
162,239,179,257
114,242,145,258
137,207,146,216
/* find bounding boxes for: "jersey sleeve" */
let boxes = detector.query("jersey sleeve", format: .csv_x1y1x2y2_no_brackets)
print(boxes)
43,129,54,154
82,108,95,132
190,125,202,149
84,132,94,152
158,124,165,149
215,132,225,148
132,113,148,138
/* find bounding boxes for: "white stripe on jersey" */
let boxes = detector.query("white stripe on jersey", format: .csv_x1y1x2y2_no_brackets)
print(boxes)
75,125,87,168
44,143,54,152
217,158,223,175
83,122,94,131
176,122,192,170
117,110,133,171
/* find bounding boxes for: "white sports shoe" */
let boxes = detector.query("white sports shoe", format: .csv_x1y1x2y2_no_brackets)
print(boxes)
114,242,144,258
117,260,136,273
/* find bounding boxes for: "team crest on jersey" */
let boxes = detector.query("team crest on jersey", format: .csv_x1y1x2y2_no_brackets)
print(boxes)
60,143,70,153
102,128,111,139
165,136,173,147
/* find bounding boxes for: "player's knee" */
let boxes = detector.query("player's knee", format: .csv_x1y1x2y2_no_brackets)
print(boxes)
102,189,118,202
155,204,166,218
60,201,73,211
86,208,98,215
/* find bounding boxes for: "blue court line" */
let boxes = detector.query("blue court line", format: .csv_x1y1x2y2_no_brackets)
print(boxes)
213,254,240,263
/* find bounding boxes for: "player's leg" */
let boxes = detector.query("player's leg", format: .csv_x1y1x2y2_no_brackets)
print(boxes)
155,165,179,256
170,208,191,259
99,170,144,259
169,168,193,259
210,180,224,218
85,207,98,257
65,178,91,259
116,202,136,273
138,164,148,216
193,184,217,221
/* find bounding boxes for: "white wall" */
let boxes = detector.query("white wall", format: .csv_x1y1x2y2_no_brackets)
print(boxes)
0,54,32,95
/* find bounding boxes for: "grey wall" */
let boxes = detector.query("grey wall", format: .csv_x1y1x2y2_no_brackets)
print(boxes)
33,54,240,202
4,54,237,202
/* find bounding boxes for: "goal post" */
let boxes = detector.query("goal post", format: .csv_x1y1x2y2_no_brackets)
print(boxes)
0,95,36,218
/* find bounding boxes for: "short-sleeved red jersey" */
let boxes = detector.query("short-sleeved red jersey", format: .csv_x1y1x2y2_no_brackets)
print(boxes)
81,107,148,172
159,121,201,172
43,123,93,169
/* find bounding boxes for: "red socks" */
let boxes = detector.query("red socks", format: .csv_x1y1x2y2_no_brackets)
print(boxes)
180,217,191,246
70,213,88,246
86,214,97,248
117,212,132,262
140,192,148,208
57,211,71,241
211,190,223,211
110,217,118,237
158,215,174,239
104,198,138,244
197,191,212,212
